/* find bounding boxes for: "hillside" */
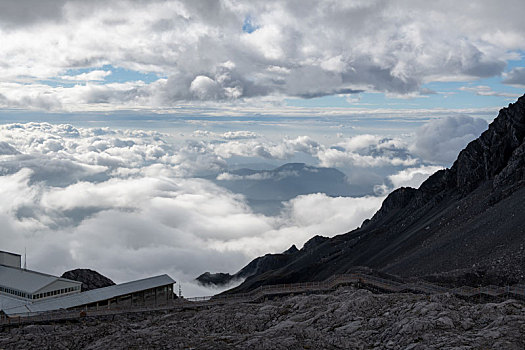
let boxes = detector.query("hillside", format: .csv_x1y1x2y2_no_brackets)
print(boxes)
224,95,525,293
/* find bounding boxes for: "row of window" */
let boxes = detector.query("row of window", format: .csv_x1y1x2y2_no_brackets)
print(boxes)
0,285,27,298
0,284,81,300
32,285,81,300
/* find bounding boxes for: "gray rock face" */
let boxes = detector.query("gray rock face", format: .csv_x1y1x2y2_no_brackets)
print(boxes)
1,288,524,349
61,269,115,291
364,187,417,227
455,96,525,194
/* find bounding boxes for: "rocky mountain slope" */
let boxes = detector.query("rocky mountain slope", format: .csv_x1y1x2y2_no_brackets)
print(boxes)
61,269,115,291
197,245,299,286
223,95,525,293
2,287,523,349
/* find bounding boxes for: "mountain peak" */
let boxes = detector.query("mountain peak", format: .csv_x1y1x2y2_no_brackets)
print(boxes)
451,94,525,194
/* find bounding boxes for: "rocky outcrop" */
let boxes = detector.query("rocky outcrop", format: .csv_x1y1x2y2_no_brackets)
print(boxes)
282,244,298,254
364,187,417,227
301,235,329,252
454,96,525,194
61,269,115,291
2,287,524,349
493,141,525,189
196,272,236,287
197,245,302,287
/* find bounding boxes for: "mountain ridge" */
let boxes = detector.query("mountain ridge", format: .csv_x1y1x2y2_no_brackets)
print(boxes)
220,95,525,293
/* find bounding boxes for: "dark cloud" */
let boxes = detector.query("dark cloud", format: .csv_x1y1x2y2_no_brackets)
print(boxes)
0,0,66,27
502,67,525,87
411,115,488,165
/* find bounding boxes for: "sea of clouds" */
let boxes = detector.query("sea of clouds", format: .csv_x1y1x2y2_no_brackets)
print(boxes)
0,115,487,295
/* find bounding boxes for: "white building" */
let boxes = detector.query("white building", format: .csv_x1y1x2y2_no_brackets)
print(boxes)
0,251,82,301
0,250,175,316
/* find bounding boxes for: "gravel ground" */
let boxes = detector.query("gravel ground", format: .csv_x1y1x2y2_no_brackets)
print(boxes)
1,287,524,349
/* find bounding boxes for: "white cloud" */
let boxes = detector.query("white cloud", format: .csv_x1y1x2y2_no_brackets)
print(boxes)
387,165,444,189
208,136,321,160
410,115,488,165
221,131,258,140
0,122,387,296
459,85,521,98
192,130,259,140
0,1,522,110
61,70,112,81
317,135,417,168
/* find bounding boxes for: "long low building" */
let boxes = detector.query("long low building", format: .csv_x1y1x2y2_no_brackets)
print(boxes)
0,250,176,316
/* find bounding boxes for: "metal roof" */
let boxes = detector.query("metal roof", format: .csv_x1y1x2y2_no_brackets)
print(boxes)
0,251,21,258
2,274,175,315
0,294,31,311
0,265,81,294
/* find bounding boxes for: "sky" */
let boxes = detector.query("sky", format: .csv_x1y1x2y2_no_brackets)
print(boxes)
0,0,524,296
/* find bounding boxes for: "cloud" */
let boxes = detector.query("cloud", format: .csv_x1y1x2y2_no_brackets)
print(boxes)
61,70,112,82
0,141,20,155
387,165,444,189
459,85,521,98
0,1,522,109
221,131,258,140
502,67,525,87
216,172,275,181
410,115,488,165
0,122,387,296
208,136,321,160
189,133,419,172
0,0,67,27
317,135,417,168
192,130,259,140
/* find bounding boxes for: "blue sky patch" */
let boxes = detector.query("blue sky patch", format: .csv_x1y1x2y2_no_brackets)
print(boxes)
242,15,259,34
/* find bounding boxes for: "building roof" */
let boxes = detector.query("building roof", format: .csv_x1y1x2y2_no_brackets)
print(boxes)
0,251,21,258
0,265,81,294
0,294,31,311
2,274,175,315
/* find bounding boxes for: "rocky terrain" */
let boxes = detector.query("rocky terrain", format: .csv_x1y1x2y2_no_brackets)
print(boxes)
219,95,525,294
61,269,115,292
1,287,524,349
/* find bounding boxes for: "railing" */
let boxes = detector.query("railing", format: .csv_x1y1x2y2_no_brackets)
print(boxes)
2,273,525,327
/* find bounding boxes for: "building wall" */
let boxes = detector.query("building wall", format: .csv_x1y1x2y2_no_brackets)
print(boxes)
82,285,174,311
0,252,21,269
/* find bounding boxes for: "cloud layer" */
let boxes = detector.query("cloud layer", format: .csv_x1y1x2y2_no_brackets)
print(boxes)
0,122,388,296
0,114,492,295
411,115,488,164
0,1,523,110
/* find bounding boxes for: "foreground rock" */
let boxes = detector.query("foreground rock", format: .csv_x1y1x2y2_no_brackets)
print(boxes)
1,288,524,349
61,269,115,291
